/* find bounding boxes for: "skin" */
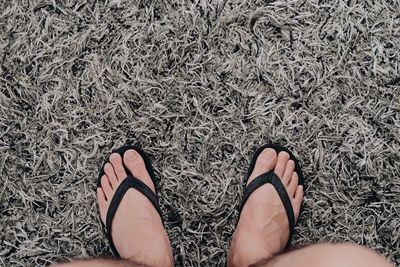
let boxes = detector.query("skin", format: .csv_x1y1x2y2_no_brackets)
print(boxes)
62,149,174,267
52,148,394,267
96,150,173,266
227,148,304,266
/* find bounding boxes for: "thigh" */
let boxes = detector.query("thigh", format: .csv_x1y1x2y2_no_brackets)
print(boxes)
51,258,140,267
254,243,394,267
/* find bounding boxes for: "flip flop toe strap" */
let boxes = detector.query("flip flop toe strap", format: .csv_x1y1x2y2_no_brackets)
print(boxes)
103,175,162,258
238,171,296,245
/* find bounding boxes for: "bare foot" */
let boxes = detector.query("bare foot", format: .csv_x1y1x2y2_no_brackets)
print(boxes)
228,148,304,267
97,149,173,266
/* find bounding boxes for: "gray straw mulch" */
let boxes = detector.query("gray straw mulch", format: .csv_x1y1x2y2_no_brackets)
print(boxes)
0,0,399,266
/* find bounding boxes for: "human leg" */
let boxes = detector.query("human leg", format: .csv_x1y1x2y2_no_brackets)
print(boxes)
253,243,394,267
228,146,393,267
228,147,303,266
52,258,151,267
52,148,173,267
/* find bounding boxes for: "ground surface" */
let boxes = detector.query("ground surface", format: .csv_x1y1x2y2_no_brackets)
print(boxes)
0,0,399,266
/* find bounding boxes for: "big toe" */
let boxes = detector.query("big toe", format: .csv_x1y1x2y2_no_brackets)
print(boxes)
123,149,156,193
247,148,278,185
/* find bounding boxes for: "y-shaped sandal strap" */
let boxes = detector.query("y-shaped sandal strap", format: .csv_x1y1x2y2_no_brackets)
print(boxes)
238,171,295,244
104,175,162,258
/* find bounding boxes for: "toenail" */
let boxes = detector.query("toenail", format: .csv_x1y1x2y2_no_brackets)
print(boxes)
279,151,289,159
262,148,276,157
125,150,138,160
109,153,120,161
104,163,112,171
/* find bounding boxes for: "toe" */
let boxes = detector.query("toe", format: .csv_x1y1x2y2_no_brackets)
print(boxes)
248,148,277,184
274,151,290,178
282,160,295,186
104,163,118,188
101,175,113,200
288,172,299,196
97,187,107,223
123,149,155,193
109,153,127,181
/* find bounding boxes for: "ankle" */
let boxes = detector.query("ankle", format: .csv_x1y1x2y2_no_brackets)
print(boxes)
126,252,173,267
228,236,273,267
124,239,173,267
229,249,272,267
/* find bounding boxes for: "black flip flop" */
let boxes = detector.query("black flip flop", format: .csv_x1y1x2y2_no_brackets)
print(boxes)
97,145,163,258
238,143,305,247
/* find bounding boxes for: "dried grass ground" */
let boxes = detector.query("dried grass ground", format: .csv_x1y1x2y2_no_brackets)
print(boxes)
0,0,399,266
